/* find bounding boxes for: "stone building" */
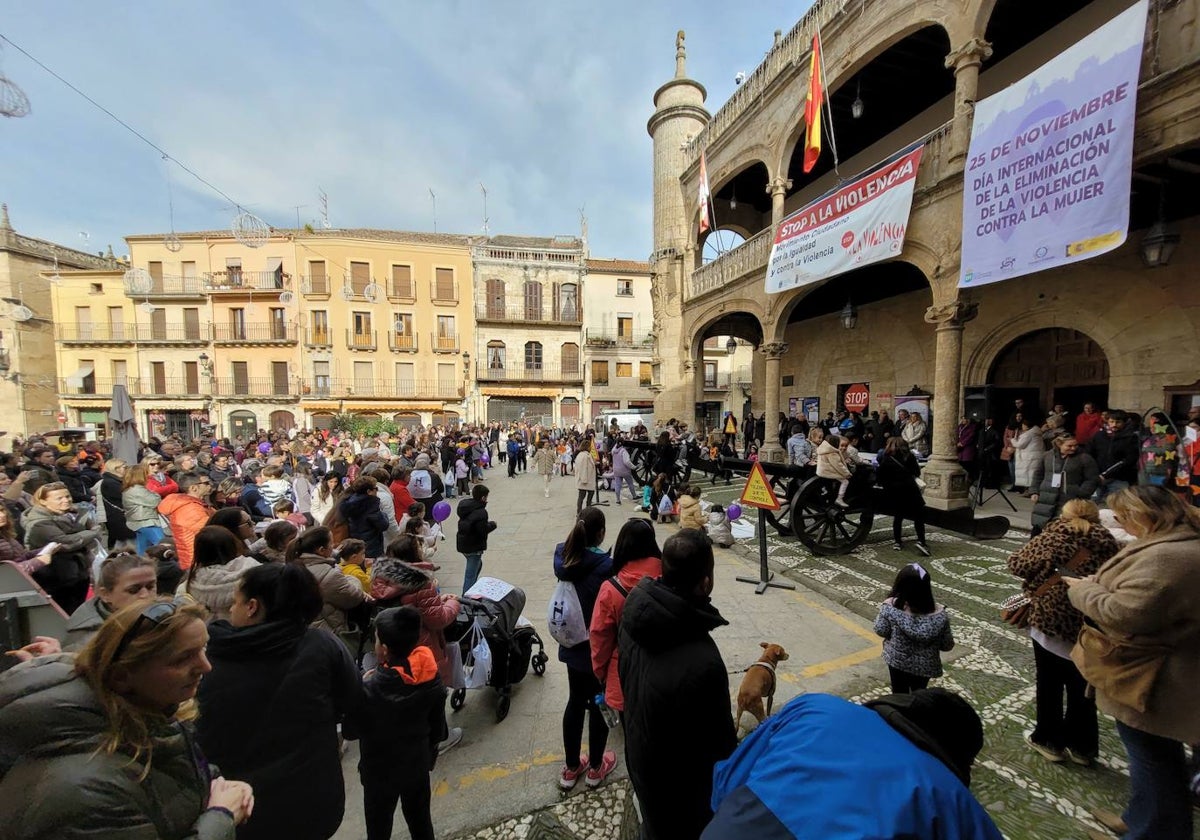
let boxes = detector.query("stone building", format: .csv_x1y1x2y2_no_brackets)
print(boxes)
650,0,1200,508
581,258,656,419
0,204,124,437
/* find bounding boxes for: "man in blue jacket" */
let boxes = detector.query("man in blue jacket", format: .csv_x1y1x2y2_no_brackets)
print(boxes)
704,689,1002,839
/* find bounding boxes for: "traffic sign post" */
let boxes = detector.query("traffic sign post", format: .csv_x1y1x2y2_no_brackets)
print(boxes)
734,462,796,595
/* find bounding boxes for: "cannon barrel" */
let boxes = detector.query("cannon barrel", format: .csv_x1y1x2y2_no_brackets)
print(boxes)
719,457,809,479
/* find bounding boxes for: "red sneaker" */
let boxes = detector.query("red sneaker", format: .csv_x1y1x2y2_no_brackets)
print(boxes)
559,753,589,791
585,750,618,788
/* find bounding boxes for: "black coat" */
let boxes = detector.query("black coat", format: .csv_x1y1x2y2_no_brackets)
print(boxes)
455,497,496,554
197,620,360,840
618,578,736,840
877,451,924,516
340,491,388,557
98,472,134,546
55,467,91,504
1031,450,1099,529
1087,427,1139,484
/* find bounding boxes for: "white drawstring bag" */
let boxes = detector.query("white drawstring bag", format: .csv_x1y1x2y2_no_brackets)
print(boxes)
451,617,492,690
547,580,589,647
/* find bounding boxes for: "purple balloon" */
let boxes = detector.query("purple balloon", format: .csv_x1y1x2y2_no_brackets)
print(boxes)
727,503,742,521
432,500,453,523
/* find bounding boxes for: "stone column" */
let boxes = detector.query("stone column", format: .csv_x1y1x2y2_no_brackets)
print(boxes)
944,38,992,163
921,300,979,509
758,341,789,463
685,359,703,427
767,177,793,227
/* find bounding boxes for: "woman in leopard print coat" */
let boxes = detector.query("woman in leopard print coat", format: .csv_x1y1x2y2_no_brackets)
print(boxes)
1007,499,1119,765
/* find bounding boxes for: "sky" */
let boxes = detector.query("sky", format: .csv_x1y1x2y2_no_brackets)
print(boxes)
0,1,815,262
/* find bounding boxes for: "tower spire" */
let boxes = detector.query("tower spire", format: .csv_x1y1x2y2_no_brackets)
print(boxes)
675,30,687,78
0,203,11,233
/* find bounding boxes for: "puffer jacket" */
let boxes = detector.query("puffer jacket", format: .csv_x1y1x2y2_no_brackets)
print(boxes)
20,505,101,593
339,491,387,558
589,555,662,711
873,600,954,678
123,484,165,531
0,655,234,840
1031,450,1099,529
55,466,91,504
677,493,706,530
1006,517,1118,643
552,542,613,672
158,494,213,571
62,595,114,650
455,496,496,554
293,552,366,638
178,556,261,622
706,510,734,547
370,559,460,683
533,446,557,476
815,439,851,481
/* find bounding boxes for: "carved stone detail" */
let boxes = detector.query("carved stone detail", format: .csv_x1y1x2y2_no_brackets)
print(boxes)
766,176,793,197
945,38,993,72
924,301,979,328
759,341,789,360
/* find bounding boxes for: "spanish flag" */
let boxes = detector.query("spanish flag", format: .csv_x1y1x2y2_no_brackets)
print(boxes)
698,150,712,234
802,32,823,173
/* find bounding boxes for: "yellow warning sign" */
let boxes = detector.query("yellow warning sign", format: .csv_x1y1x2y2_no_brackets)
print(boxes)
739,462,781,511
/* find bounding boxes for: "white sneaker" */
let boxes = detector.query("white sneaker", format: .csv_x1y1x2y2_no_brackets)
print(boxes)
438,727,463,755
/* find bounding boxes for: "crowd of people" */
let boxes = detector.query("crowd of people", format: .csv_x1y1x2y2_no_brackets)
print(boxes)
0,402,1196,839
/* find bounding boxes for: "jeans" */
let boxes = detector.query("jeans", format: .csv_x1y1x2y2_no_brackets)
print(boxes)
613,475,637,503
888,666,929,694
1116,720,1193,839
1031,638,1097,756
462,552,483,593
563,666,608,770
363,774,434,840
136,525,165,554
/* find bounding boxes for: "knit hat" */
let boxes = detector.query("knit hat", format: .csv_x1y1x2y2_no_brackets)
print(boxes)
864,688,984,786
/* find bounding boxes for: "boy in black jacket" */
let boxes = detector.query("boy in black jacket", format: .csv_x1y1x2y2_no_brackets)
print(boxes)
456,484,498,593
345,606,447,840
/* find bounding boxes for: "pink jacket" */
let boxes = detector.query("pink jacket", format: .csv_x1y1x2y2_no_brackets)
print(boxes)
589,555,663,711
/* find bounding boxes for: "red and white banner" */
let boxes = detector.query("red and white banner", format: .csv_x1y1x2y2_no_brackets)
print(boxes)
765,146,924,294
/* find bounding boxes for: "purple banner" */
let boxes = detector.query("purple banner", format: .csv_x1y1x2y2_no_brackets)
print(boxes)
959,1,1147,288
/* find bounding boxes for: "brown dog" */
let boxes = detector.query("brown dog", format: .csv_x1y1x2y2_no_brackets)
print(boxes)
735,642,789,735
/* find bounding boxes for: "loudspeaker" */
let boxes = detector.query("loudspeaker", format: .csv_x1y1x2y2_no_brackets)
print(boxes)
963,385,994,423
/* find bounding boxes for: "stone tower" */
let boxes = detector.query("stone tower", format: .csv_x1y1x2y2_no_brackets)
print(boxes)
647,31,709,423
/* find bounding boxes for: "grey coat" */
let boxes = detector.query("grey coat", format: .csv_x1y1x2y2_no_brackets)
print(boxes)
1031,450,1100,529
123,484,166,531
0,655,235,840
293,552,366,638
62,596,113,650
873,600,954,678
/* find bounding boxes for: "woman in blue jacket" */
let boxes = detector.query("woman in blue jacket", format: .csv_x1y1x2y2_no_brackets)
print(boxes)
552,506,616,791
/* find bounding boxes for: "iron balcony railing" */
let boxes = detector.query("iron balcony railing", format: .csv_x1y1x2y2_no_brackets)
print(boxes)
206,270,291,292
305,327,333,347
430,278,459,303
346,329,378,350
388,333,418,352
123,274,206,297
475,363,583,383
301,275,331,296
303,379,463,400
210,377,296,398
476,302,583,325
212,323,298,343
388,279,416,300
583,328,654,348
431,332,459,353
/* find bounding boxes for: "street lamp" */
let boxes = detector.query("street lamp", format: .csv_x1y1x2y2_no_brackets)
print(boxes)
1141,190,1180,267
725,336,738,355
840,299,858,330
198,352,213,376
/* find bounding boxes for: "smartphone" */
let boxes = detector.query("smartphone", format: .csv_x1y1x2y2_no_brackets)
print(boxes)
1056,566,1082,579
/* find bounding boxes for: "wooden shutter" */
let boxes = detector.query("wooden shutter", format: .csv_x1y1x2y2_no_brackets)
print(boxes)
232,361,249,394
184,362,199,394
151,362,167,394
272,362,289,395
350,262,370,295
435,268,455,300
183,308,200,340
150,308,167,340
561,343,579,375
310,261,327,294
391,265,413,298
487,278,505,318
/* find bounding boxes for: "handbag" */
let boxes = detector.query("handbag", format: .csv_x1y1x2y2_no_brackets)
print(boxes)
1072,626,1170,713
1000,573,1062,628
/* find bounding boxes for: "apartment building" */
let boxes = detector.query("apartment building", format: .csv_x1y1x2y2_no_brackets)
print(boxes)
581,258,656,419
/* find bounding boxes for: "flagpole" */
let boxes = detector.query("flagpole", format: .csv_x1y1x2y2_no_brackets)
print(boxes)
814,19,841,177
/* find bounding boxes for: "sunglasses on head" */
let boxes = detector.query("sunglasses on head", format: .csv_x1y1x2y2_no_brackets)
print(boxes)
111,598,187,662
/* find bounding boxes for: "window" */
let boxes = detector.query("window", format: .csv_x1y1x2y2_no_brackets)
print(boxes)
395,362,415,395
309,311,329,345
89,283,103,294
561,343,579,376
437,363,456,398
525,341,543,370
390,265,413,298
270,307,287,340
75,307,92,340
434,268,455,301
151,361,166,394
183,308,200,340
703,361,717,388
231,361,249,395
353,361,373,395
617,316,633,342
616,362,633,378
486,278,505,318
148,262,163,284
308,261,328,295
436,315,455,350
617,278,633,296
229,308,246,340
225,257,243,287
183,361,199,394
524,281,543,321
150,307,167,340
104,307,123,340
181,261,197,280
352,311,372,348
559,283,578,321
591,360,609,386
110,360,128,388
487,341,506,370
392,312,414,350
312,361,331,395
272,361,289,395
703,337,718,349
266,257,285,289
639,362,653,386
350,262,370,296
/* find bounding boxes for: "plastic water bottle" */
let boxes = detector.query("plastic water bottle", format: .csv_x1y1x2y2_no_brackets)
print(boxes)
595,693,620,728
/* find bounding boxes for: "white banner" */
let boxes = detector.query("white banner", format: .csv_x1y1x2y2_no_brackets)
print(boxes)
765,146,923,294
959,0,1147,288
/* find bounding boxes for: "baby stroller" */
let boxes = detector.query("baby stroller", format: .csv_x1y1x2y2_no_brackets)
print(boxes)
445,577,548,721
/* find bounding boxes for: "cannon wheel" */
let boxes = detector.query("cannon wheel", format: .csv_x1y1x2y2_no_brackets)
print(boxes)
791,477,874,555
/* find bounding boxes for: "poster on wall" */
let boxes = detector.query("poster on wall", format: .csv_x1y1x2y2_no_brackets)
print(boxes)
802,397,820,424
838,383,871,414
895,394,931,424
766,146,924,294
959,0,1148,288
788,397,799,417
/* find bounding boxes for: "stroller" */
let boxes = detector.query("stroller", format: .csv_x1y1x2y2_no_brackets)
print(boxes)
445,577,548,721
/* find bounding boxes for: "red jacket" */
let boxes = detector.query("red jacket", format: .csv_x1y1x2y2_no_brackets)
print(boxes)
389,479,416,521
1075,412,1104,446
157,494,213,570
146,473,179,497
590,555,663,711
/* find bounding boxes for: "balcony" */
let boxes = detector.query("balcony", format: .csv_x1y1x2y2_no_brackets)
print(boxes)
305,328,333,348
210,377,297,399
301,275,331,298
475,363,583,384
346,329,377,351
387,279,416,301
431,333,459,353
212,323,298,344
302,379,464,400
703,372,732,391
58,323,208,344
475,303,583,326
430,278,459,304
388,333,418,352
123,274,206,298
688,228,773,302
583,329,654,350
205,271,291,293
59,378,203,398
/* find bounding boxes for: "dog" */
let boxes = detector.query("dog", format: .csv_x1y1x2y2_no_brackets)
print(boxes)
735,642,789,739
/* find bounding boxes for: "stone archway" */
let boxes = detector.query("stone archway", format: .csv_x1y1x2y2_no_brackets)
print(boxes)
986,327,1109,420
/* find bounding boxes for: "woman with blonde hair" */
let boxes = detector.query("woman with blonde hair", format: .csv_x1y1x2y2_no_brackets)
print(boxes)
0,598,254,838
1065,486,1200,839
22,482,103,614
1007,498,1119,766
123,463,167,554
95,458,135,549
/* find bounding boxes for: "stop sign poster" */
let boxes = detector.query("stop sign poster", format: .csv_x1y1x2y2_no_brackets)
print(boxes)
840,383,870,413
765,145,924,294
